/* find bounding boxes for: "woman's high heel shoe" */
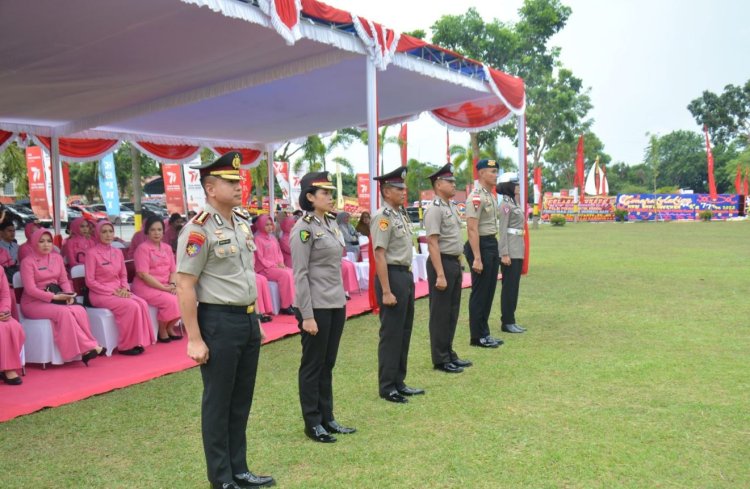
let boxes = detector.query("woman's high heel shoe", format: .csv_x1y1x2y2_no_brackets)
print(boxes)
82,349,98,366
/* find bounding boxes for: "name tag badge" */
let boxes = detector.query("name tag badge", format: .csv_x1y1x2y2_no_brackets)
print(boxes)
38,266,47,271
102,261,110,266
218,239,231,245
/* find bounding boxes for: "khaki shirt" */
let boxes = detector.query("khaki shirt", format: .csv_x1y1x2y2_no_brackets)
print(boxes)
370,203,414,266
176,203,257,306
465,185,499,236
498,196,526,259
290,212,347,320
423,198,462,256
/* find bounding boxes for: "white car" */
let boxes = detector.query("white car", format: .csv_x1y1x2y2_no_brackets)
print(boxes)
90,204,135,225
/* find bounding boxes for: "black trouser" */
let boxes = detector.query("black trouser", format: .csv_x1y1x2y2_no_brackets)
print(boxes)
299,307,346,429
463,236,500,340
374,266,414,396
500,258,523,326
427,255,462,365
197,303,261,485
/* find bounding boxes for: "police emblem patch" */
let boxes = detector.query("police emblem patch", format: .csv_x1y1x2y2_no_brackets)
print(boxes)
186,232,205,257
379,218,389,231
300,230,311,243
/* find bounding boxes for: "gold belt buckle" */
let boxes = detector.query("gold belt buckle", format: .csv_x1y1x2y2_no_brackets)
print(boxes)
247,304,255,314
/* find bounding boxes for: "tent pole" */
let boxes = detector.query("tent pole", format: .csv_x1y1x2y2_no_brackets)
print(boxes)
267,150,274,215
366,57,378,215
517,115,527,206
50,136,62,240
130,144,142,232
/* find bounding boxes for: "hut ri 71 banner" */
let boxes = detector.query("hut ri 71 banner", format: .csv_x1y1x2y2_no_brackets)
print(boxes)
161,164,185,215
616,194,739,220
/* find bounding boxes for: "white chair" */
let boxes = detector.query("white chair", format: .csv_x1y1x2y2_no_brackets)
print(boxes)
413,255,428,281
419,242,429,255
354,262,370,290
111,241,126,249
12,272,65,367
70,265,118,356
20,345,25,375
267,281,281,315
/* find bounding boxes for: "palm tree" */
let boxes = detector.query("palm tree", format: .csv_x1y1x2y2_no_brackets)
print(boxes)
0,142,29,197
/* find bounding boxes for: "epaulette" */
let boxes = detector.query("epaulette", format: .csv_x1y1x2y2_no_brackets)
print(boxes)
325,211,337,220
383,208,392,217
193,211,210,226
432,198,442,206
302,214,313,223
232,207,250,220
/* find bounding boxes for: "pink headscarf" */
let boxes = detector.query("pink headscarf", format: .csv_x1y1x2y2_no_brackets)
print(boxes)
30,227,54,258
93,220,115,246
69,218,91,238
24,222,38,241
255,215,275,238
280,216,295,235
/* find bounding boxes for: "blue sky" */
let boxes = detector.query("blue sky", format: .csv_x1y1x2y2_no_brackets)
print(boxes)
327,0,750,172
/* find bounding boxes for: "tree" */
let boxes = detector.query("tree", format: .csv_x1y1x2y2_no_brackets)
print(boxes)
544,130,609,189
0,142,28,197
404,159,440,203
688,80,750,146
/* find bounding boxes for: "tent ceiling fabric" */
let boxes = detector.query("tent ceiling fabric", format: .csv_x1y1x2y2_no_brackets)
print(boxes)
0,0,523,147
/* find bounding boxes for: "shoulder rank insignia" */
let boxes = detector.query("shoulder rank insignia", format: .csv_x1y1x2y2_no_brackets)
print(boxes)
300,230,311,243
383,208,392,217
213,213,224,227
302,214,313,223
232,207,250,220
325,211,337,221
193,211,210,226
432,198,442,206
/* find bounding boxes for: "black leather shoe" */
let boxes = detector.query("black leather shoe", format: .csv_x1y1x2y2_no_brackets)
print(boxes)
259,314,272,323
305,424,337,443
233,471,276,487
512,323,527,332
501,324,525,334
118,346,143,356
279,306,295,315
157,336,171,343
381,390,408,403
470,336,500,348
82,349,98,366
168,334,183,340
1,372,22,385
98,347,108,357
452,358,473,368
212,482,241,489
325,420,356,434
434,362,464,373
397,386,425,396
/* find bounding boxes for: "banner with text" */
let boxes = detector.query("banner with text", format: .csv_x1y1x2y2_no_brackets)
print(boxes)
98,154,120,218
183,161,206,214
25,146,50,219
161,163,185,216
616,194,739,220
541,195,615,222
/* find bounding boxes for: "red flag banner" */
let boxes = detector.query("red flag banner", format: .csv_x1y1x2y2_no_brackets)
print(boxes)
703,126,718,200
575,134,585,203
533,166,542,213
25,146,51,219
356,173,370,212
240,169,253,207
399,124,408,207
161,164,185,215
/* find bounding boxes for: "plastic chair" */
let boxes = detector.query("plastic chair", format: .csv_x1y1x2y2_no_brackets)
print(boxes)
12,272,65,367
267,281,281,315
69,265,118,356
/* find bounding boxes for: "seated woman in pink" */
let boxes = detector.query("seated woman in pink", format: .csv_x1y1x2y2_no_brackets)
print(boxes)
279,216,296,268
254,215,295,315
21,228,105,365
131,216,182,343
0,271,24,385
17,223,39,263
85,220,154,355
341,256,358,299
253,256,274,323
62,218,96,267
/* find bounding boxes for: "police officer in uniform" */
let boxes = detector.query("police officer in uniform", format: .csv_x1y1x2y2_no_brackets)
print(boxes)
497,173,527,334
463,159,504,348
176,152,275,489
423,163,472,373
370,167,424,403
291,171,356,443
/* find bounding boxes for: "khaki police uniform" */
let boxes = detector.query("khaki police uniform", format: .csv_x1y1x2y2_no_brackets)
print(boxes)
423,197,464,366
176,202,262,486
498,195,526,327
291,211,347,430
371,202,415,396
463,184,501,342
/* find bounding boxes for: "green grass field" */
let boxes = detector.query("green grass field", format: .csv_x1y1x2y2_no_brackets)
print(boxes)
1,221,748,488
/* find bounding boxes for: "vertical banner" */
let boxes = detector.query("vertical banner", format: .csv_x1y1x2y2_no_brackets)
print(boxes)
290,165,305,211
399,124,408,207
240,169,253,207
25,146,50,219
161,163,185,216
357,173,370,212
533,166,542,215
183,161,206,213
335,162,344,210
703,126,717,200
575,134,585,203
273,161,290,204
98,153,120,217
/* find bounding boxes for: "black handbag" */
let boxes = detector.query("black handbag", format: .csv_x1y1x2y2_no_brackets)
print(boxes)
45,283,69,305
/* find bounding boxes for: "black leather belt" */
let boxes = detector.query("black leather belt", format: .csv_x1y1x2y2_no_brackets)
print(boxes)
440,254,460,261
387,264,411,271
479,235,497,240
198,303,255,314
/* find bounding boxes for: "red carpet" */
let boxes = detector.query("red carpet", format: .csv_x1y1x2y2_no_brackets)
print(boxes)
0,274,471,422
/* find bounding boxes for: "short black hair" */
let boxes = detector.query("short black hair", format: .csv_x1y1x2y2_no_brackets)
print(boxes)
298,188,320,212
0,219,15,231
168,212,182,224
144,215,164,234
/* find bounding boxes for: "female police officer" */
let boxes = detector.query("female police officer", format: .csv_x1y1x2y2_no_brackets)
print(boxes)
291,172,356,443
497,173,527,335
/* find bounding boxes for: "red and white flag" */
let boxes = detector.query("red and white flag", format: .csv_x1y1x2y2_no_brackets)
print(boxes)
574,134,585,203
703,126,718,200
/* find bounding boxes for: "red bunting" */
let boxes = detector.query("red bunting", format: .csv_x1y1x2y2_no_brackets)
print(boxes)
35,136,119,161
703,126,718,200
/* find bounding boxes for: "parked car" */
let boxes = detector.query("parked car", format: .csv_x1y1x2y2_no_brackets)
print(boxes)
121,202,169,219
90,204,135,225
2,203,37,228
405,206,421,224
69,205,108,221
